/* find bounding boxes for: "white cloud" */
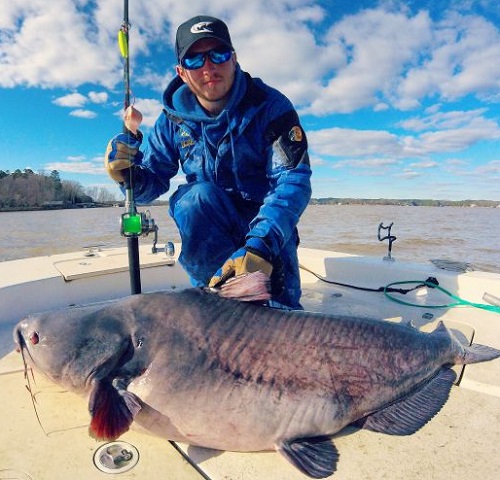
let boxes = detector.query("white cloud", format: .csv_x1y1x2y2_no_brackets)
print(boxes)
397,13,500,106
399,108,489,131
309,106,500,160
408,160,439,169
88,91,108,104
403,115,500,154
0,0,120,89
1,1,499,115
309,154,328,166
293,6,499,114
136,69,175,94
394,170,422,179
132,98,164,127
332,158,400,169
70,109,97,119
308,128,402,157
53,91,108,116
303,9,433,114
446,158,468,166
53,92,87,107
228,2,328,106
475,160,500,175
45,160,104,175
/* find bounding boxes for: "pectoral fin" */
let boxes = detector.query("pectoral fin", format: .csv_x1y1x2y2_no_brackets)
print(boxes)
355,368,456,435
88,379,142,440
278,436,339,479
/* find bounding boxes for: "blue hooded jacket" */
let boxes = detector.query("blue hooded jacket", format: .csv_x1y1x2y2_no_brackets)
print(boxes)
131,65,312,258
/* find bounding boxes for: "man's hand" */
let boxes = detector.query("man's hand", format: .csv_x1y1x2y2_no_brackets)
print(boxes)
209,244,273,288
104,131,143,183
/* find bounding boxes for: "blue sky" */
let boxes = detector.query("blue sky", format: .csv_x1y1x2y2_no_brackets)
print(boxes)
1,0,499,201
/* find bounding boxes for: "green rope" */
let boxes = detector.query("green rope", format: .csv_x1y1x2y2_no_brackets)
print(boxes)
384,280,500,314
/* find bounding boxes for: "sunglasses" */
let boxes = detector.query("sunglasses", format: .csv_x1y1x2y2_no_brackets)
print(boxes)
181,47,233,70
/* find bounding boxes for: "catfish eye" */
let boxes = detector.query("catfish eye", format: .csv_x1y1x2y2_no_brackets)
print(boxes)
30,332,40,345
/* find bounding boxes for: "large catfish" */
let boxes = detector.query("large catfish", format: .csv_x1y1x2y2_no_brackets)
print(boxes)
14,275,500,478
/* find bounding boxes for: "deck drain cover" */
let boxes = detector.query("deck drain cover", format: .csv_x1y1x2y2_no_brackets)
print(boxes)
93,442,140,474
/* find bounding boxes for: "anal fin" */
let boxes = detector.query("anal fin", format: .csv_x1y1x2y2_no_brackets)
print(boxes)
355,368,456,435
279,436,339,479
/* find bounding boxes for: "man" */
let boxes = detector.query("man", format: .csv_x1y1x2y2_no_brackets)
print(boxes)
105,15,312,309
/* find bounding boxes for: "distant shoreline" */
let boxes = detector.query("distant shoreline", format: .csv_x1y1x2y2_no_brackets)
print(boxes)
309,198,500,208
1,198,499,213
0,203,115,213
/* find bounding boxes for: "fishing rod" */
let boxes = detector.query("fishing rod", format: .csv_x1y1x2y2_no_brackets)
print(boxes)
116,1,171,294
118,0,147,294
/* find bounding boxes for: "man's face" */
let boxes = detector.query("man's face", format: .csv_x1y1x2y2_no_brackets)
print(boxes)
176,38,237,112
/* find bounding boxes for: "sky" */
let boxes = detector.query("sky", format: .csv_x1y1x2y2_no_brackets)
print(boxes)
1,0,499,201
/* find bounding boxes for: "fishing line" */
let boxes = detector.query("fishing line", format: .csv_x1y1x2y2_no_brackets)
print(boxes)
299,264,500,314
383,280,500,313
118,14,137,193
118,4,135,195
299,263,427,295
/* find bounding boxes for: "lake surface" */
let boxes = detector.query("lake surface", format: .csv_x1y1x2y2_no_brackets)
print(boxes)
1,204,499,271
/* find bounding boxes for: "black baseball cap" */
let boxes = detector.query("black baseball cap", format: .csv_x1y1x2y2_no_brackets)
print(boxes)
175,15,234,61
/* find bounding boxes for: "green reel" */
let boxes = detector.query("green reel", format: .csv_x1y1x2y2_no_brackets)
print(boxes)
120,210,156,237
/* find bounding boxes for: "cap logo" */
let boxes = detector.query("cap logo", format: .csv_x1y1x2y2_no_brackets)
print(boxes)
190,21,214,34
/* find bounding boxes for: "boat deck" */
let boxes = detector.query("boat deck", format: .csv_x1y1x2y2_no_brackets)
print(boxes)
1,246,499,479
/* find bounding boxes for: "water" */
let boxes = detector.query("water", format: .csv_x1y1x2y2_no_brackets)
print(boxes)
1,204,499,271
298,204,500,272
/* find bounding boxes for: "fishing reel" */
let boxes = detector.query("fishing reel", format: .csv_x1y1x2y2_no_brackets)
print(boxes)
120,209,175,259
120,209,157,238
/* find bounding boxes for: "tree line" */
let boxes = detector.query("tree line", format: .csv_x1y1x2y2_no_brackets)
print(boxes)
2,169,497,211
310,197,500,208
0,169,117,210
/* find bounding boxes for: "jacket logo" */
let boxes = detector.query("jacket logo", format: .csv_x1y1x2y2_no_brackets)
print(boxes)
190,22,214,34
179,129,195,148
289,126,303,142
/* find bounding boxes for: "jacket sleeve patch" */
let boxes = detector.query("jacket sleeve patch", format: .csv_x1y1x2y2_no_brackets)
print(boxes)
288,125,303,142
265,111,310,170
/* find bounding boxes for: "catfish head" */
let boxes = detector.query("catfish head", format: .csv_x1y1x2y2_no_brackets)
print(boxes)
14,305,134,393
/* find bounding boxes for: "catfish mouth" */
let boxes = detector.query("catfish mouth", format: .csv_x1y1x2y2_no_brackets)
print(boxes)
14,326,34,368
14,325,57,388
14,325,24,352
15,324,48,368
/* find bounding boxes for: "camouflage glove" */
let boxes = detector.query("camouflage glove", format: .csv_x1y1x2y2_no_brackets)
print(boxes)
209,238,273,288
104,131,143,183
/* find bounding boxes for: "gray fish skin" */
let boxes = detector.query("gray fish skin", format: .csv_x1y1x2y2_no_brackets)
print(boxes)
13,287,500,478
